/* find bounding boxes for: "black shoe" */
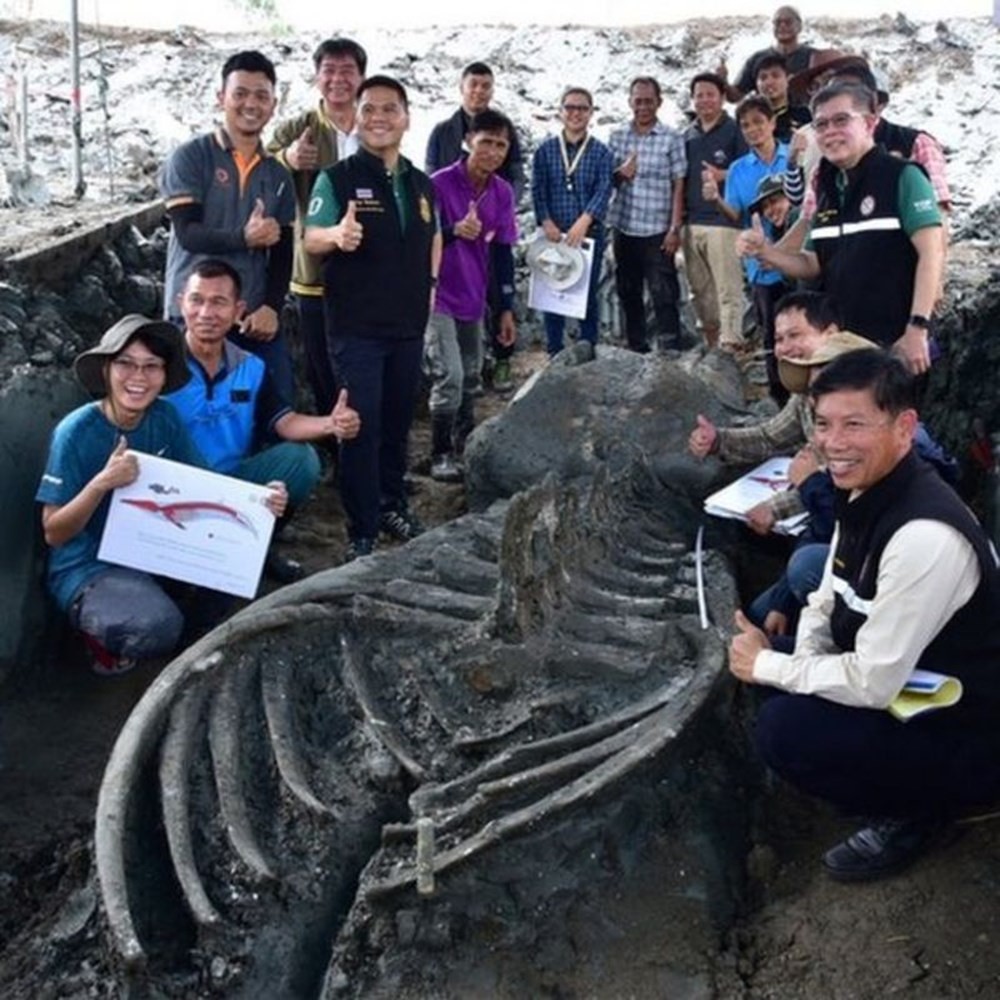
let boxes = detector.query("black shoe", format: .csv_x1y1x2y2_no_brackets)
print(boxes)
344,536,376,562
264,550,305,584
379,507,425,541
822,818,944,883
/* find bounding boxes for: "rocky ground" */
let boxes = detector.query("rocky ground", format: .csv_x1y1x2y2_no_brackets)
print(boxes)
3,344,1000,999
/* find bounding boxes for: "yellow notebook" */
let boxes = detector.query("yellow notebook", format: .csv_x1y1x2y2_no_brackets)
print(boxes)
889,670,963,722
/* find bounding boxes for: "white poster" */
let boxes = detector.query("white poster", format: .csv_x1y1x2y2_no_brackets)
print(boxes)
97,453,276,599
527,235,594,320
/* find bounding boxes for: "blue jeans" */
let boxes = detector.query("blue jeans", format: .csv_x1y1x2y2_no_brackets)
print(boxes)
747,543,829,632
543,232,605,356
329,333,423,541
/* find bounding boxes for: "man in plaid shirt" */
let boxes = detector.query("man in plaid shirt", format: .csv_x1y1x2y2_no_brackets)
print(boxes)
531,86,614,355
607,76,687,353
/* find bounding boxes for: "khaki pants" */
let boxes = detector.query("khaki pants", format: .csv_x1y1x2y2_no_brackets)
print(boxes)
682,224,746,346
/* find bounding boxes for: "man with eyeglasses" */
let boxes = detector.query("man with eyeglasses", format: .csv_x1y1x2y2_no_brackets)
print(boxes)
722,5,816,103
607,76,687,354
730,349,1000,883
531,87,614,355
741,81,943,375
304,76,441,561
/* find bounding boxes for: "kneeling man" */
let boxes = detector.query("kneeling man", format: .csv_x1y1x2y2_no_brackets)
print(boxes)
730,350,1000,881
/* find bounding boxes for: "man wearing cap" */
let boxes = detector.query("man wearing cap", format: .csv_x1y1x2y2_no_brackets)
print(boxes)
682,72,747,351
158,50,296,402
268,37,367,420
426,109,519,483
730,349,1000,882
165,259,361,580
722,6,816,103
426,61,525,393
607,76,687,354
531,86,614,356
37,315,231,671
745,81,944,374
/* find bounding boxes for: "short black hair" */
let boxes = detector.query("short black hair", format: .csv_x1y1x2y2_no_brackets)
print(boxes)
188,259,242,298
689,72,726,96
810,349,915,416
560,86,594,107
775,290,841,330
629,76,662,100
755,53,788,75
467,108,514,143
312,38,367,74
358,75,409,110
462,61,493,79
811,80,876,116
736,93,776,122
221,50,276,88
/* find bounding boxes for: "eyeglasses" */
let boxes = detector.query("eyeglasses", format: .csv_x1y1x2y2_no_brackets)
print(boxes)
813,111,867,133
111,357,166,376
562,103,591,113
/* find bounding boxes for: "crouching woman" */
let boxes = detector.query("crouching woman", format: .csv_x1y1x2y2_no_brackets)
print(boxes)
36,315,285,673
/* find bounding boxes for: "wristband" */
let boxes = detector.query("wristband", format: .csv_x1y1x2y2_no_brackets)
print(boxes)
908,314,931,329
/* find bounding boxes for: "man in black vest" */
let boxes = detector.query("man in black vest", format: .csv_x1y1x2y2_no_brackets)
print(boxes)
729,350,1000,882
304,76,441,561
745,81,943,376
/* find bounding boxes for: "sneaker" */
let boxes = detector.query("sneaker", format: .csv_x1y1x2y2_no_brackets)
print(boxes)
264,550,305,584
344,536,376,562
81,632,138,677
822,817,945,883
430,453,464,483
492,358,514,393
379,507,425,541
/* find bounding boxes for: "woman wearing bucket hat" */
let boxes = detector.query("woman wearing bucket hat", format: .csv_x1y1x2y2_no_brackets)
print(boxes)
35,315,277,674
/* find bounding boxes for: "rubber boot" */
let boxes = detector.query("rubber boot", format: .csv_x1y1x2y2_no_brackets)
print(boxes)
430,412,463,483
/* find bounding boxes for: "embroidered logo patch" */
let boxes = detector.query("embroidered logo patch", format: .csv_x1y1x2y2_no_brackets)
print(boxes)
215,168,230,185
860,195,875,217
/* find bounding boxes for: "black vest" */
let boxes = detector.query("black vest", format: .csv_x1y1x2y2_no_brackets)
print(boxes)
322,149,436,340
812,148,917,348
830,452,1000,722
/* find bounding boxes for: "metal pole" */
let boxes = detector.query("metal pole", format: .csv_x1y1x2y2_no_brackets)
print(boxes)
69,0,85,199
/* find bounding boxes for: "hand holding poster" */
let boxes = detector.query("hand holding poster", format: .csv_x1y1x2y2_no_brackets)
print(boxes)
97,452,276,598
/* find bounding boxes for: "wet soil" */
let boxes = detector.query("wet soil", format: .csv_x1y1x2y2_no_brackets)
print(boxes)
3,346,1000,998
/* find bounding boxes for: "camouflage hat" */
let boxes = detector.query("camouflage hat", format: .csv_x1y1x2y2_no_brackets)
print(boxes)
778,330,880,394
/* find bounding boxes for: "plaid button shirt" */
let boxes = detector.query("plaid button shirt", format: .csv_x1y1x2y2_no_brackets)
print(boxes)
716,393,815,520
607,120,687,235
531,133,614,232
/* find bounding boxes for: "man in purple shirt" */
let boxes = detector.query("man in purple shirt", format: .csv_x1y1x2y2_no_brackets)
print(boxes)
426,109,518,482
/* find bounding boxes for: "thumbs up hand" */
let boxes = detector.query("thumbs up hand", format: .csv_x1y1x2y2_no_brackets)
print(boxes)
328,388,361,440
688,413,718,458
244,197,281,248
287,124,319,171
97,435,139,491
729,609,770,682
735,212,768,258
334,199,363,252
454,200,483,240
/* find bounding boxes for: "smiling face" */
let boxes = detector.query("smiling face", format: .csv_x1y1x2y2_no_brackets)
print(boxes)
756,64,789,104
691,81,723,125
466,128,511,179
812,387,915,493
813,93,876,169
180,272,243,351
773,307,833,362
316,54,363,112
629,81,661,130
772,6,801,45
738,108,776,151
460,72,494,114
105,337,167,421
358,84,409,156
218,69,276,140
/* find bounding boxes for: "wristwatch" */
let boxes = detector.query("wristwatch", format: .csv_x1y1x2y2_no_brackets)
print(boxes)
908,314,932,329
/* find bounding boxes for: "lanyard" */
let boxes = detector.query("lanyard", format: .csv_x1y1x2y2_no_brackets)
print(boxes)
558,132,591,191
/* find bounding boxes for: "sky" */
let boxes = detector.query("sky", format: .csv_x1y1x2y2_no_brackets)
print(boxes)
4,0,992,32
